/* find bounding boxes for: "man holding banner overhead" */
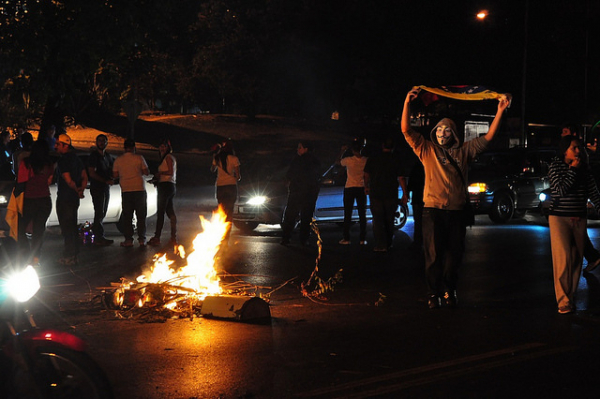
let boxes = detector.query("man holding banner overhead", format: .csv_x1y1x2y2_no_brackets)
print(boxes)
401,86,510,309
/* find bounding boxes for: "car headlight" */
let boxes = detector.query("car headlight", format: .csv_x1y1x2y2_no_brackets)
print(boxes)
539,192,548,202
0,195,7,205
468,183,488,194
246,196,267,205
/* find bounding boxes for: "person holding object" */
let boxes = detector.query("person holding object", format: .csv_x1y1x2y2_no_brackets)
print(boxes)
149,139,177,247
548,136,600,314
401,87,510,309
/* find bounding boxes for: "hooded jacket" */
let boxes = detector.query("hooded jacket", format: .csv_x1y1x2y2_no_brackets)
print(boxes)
403,118,488,210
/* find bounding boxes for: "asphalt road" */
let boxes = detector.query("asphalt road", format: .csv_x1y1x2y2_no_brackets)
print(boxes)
13,180,600,398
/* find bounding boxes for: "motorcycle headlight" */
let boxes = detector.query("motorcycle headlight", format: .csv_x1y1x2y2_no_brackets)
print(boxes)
468,183,488,194
246,196,267,206
6,266,40,302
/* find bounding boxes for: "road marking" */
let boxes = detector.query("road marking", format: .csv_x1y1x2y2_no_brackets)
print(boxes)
295,343,574,398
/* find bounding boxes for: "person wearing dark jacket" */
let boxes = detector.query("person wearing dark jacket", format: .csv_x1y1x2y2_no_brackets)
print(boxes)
548,136,600,314
281,141,321,246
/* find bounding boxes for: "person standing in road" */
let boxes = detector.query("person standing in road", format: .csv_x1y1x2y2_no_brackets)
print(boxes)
363,137,408,252
401,87,509,309
281,141,321,246
337,141,368,245
149,139,177,247
560,125,600,272
55,133,88,266
87,134,115,246
211,139,240,243
17,140,55,266
113,138,150,247
548,136,600,314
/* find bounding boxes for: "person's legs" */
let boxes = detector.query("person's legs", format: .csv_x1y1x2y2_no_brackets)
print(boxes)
442,210,466,306
154,183,168,238
56,198,80,258
165,184,177,241
134,191,147,242
549,215,575,311
30,197,52,260
299,189,318,243
281,192,301,243
342,188,354,241
423,208,444,299
370,197,386,249
383,197,397,248
355,188,367,242
91,187,108,239
121,192,135,242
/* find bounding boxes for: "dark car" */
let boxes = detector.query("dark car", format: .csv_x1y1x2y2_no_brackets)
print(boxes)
232,164,410,232
467,147,558,223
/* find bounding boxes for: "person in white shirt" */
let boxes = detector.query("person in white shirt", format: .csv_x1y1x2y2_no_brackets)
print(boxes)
211,139,241,243
113,138,150,247
337,141,368,245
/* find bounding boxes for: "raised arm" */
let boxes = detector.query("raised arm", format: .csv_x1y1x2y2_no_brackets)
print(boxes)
483,97,510,142
401,87,421,134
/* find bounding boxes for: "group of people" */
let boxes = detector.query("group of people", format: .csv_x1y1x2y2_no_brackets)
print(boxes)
13,128,178,267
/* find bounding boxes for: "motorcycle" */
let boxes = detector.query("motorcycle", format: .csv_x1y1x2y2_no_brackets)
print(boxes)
0,264,114,398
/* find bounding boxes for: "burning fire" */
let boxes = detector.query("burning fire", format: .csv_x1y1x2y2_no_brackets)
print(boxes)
135,207,230,301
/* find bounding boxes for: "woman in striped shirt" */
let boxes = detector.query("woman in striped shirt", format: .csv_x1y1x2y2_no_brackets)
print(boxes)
548,135,600,314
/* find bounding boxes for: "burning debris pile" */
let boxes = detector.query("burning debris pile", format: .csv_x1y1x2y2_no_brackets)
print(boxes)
99,209,342,323
101,208,272,322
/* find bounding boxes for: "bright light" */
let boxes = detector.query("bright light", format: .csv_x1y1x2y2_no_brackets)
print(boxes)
7,265,40,302
539,192,548,202
246,196,267,205
468,183,488,193
0,195,7,205
476,10,488,20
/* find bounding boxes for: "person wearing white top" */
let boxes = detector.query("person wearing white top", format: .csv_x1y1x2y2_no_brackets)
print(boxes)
337,141,368,245
211,139,241,243
149,139,177,247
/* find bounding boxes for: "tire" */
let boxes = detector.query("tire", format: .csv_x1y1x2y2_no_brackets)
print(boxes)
233,221,259,232
489,192,514,223
9,345,114,399
393,202,408,230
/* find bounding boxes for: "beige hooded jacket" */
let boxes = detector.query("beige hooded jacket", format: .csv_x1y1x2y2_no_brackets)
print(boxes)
403,118,488,210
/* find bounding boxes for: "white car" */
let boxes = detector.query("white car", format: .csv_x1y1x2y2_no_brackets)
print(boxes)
0,154,157,236
45,180,158,227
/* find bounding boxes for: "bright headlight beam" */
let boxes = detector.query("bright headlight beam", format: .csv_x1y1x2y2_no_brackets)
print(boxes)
246,196,267,205
468,183,488,193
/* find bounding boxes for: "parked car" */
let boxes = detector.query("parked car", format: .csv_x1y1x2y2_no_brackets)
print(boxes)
0,153,158,237
232,164,410,232
467,147,557,223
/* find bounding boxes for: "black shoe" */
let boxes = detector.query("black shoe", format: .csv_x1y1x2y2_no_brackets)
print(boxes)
443,291,458,308
427,295,441,309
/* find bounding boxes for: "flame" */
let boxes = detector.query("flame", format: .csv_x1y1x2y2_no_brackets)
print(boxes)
136,206,230,300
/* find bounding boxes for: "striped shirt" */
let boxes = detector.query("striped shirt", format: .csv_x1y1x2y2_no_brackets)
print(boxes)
548,158,600,217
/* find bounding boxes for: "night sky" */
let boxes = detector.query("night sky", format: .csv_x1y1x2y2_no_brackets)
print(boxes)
336,0,600,126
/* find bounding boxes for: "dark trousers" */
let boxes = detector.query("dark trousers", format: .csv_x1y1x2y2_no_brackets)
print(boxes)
18,196,52,263
154,182,177,240
217,184,237,241
91,186,110,239
411,188,424,247
343,187,367,241
282,188,319,242
584,231,600,262
121,191,147,241
422,208,466,296
56,197,80,257
370,196,397,249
